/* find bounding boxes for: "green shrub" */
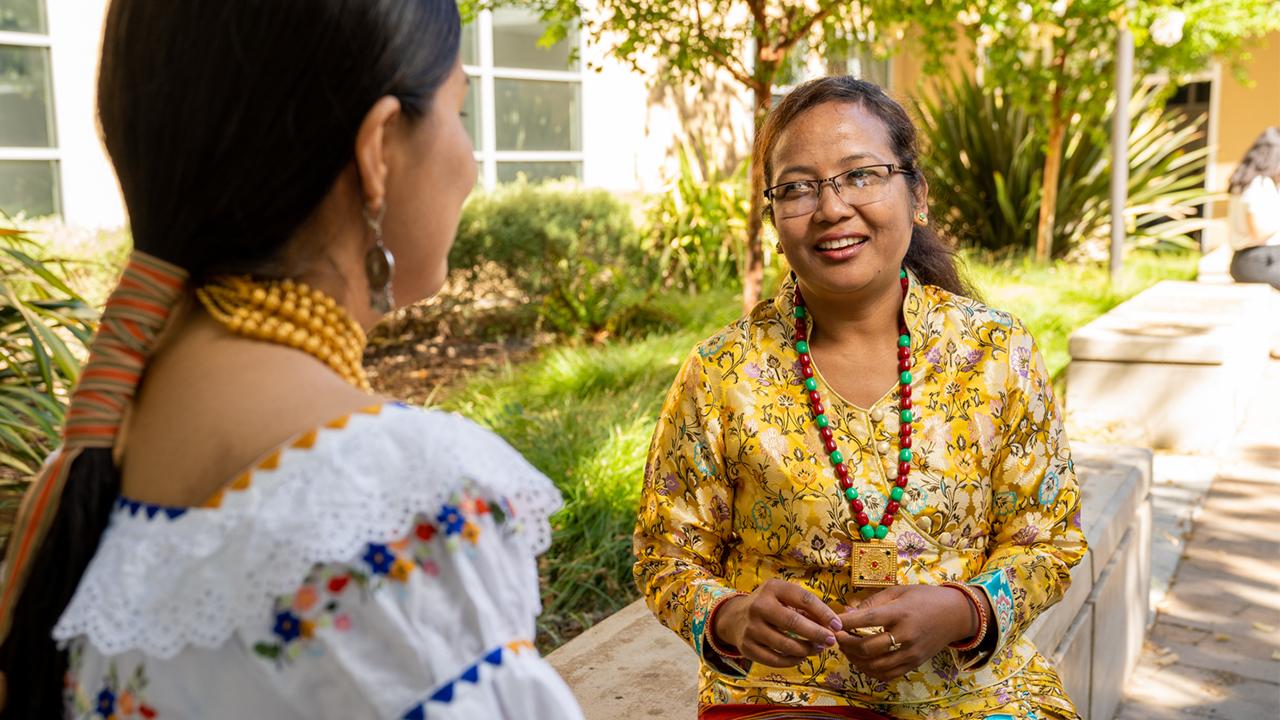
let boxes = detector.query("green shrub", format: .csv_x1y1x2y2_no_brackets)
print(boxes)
916,76,1213,256
450,179,647,338
643,145,749,292
0,226,97,476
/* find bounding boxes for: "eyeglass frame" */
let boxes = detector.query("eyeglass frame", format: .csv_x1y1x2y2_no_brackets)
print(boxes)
763,163,918,218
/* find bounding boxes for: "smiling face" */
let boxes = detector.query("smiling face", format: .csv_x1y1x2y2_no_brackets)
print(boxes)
768,101,926,305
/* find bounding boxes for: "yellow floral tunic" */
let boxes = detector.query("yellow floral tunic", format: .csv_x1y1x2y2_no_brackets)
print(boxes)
634,274,1087,720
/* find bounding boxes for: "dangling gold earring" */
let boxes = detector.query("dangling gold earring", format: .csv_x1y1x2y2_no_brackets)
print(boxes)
363,204,395,314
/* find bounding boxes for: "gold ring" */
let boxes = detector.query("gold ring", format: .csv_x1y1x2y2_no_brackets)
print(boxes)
887,632,902,652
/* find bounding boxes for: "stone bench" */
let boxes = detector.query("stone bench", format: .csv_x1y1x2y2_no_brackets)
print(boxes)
547,444,1152,720
1066,281,1273,453
1196,244,1233,284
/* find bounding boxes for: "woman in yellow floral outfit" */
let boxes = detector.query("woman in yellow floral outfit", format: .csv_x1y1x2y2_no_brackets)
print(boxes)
635,76,1087,720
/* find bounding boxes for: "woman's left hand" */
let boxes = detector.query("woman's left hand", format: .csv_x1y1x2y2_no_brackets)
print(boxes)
834,585,977,682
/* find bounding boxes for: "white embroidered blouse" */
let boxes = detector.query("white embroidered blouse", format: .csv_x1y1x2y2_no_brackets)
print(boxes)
52,402,583,719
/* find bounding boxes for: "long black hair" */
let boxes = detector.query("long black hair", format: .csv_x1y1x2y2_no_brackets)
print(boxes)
1229,127,1280,194
754,76,977,299
0,1,460,716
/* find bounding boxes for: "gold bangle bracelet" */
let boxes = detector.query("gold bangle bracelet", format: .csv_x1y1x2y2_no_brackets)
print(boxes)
943,582,990,652
704,591,749,659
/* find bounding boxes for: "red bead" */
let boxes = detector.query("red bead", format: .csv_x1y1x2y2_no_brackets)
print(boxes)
819,426,834,442
901,436,911,449
824,438,838,453
898,346,910,360
801,364,814,379
882,514,896,527
851,499,864,513
900,385,912,398
795,329,807,342
900,425,912,438
799,353,812,366
810,391,823,405
839,476,853,490
811,401,825,416
896,475,910,488
856,512,870,526
886,500,900,514
901,397,912,410
899,359,911,372
899,462,911,475
834,463,849,479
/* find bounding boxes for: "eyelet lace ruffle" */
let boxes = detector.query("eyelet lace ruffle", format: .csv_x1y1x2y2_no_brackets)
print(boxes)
52,405,561,659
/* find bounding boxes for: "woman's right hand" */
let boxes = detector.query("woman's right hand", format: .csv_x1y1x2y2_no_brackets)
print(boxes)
710,579,843,667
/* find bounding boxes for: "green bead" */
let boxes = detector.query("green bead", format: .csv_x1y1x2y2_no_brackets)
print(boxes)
897,334,910,348
844,487,857,501
804,377,818,392
900,371,913,385
890,486,904,502
796,340,809,354
830,450,844,465
794,306,806,318
860,524,876,540
815,414,830,429
899,268,907,279
875,524,889,539
900,409,913,424
899,448,913,463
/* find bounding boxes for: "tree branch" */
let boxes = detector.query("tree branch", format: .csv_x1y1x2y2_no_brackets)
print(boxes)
693,0,756,86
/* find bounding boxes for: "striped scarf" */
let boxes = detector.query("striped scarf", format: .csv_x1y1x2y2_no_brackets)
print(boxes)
0,251,188,642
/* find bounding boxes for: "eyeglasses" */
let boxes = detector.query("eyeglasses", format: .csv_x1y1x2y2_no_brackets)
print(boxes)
764,163,916,219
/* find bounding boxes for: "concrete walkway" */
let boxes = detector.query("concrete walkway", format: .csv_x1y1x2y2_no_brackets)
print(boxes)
1112,355,1280,719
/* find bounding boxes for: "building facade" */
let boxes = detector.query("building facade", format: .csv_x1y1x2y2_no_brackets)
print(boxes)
0,1,1275,241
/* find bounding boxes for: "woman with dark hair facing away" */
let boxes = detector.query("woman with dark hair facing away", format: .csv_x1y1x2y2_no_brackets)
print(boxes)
0,1,582,717
635,76,1086,719
1228,126,1280,289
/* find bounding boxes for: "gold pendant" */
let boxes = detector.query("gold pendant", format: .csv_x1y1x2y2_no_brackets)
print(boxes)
850,536,898,587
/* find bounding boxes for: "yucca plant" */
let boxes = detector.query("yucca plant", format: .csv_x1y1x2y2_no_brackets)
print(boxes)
916,75,1214,257
643,143,750,292
0,226,97,476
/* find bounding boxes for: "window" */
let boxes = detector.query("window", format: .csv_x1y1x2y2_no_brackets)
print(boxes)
0,0,60,218
463,8,583,187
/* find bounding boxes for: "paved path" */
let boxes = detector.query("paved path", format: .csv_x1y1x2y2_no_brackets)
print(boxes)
1113,356,1280,719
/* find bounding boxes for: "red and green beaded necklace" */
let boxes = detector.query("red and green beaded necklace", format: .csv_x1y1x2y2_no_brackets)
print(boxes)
792,268,912,586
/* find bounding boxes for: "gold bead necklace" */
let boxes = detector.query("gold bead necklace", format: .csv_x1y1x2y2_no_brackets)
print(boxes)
196,276,371,391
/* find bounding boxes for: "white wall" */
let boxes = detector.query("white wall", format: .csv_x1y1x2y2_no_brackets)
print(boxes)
46,0,124,228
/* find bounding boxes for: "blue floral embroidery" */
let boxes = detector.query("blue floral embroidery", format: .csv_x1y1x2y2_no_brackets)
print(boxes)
969,568,1016,643
690,583,737,661
273,610,302,643
363,543,395,574
96,688,115,716
1038,471,1061,506
436,505,465,535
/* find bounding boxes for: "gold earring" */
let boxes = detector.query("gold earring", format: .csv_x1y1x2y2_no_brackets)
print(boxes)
915,211,928,225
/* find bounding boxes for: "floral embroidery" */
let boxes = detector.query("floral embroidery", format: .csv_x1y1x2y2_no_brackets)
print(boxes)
64,651,159,719
253,489,500,667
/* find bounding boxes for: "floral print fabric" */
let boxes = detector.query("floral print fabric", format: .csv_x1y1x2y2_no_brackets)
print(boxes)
635,274,1086,719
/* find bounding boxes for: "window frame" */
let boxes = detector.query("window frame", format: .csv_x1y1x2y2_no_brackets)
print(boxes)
464,9,585,188
0,20,63,218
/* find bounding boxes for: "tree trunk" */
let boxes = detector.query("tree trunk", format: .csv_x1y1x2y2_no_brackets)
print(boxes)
1035,74,1068,263
1035,92,1067,263
743,84,772,312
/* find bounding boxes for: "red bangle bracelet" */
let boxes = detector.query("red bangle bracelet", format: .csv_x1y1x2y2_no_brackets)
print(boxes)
943,582,989,652
704,591,749,659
